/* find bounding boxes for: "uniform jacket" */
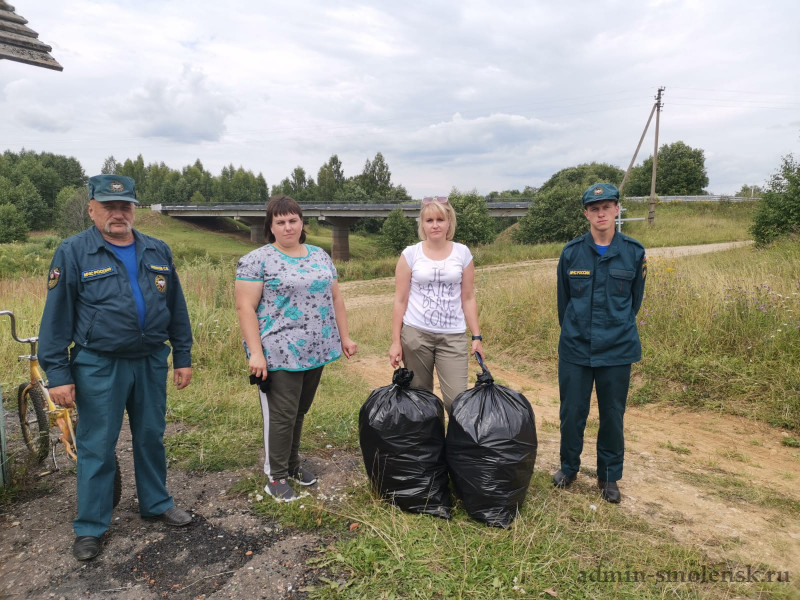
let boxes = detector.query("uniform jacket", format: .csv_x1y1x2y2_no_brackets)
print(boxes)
38,226,193,387
557,231,646,367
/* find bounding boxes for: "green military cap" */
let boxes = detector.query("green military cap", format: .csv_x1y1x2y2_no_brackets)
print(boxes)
88,174,138,203
582,183,619,205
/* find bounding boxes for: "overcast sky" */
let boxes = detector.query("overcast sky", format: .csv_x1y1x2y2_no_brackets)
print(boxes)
2,0,799,197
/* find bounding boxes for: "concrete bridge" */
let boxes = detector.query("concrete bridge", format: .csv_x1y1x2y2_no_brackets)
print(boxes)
150,202,529,260
150,195,755,260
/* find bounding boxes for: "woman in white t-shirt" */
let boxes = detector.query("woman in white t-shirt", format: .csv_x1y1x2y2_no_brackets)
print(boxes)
388,196,484,412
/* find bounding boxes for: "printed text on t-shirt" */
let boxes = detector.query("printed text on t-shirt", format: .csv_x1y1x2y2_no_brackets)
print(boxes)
419,267,458,329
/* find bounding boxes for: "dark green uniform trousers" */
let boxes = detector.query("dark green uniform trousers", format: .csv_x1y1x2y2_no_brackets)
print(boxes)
72,346,174,537
558,359,631,482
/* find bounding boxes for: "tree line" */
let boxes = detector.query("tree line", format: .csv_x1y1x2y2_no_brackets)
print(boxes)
1,142,795,248
101,151,412,207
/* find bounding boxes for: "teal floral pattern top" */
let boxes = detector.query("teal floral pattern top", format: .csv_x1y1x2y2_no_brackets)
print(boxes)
236,244,342,371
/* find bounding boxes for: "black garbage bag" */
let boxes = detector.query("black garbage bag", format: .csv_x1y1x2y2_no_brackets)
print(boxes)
359,368,451,519
446,354,537,528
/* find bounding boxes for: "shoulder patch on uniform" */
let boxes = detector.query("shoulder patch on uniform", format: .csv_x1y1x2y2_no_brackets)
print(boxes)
47,267,62,290
82,266,115,280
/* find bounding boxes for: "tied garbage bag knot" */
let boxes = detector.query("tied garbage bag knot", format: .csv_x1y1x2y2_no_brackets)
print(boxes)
392,367,414,387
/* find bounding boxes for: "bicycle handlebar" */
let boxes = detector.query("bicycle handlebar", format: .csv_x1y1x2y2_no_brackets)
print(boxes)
0,310,38,344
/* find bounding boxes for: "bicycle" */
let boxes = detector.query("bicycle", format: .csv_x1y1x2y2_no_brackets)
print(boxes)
1,309,120,506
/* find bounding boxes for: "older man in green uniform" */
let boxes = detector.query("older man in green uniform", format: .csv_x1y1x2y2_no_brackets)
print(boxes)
552,183,646,503
39,175,194,560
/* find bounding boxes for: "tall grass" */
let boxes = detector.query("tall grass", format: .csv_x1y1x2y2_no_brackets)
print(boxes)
475,239,800,430
634,240,800,428
621,200,756,247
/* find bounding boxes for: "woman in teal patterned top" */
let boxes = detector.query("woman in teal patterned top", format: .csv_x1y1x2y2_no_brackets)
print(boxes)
235,195,357,502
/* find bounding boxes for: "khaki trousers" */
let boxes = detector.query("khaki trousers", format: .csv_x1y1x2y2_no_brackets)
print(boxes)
400,324,468,411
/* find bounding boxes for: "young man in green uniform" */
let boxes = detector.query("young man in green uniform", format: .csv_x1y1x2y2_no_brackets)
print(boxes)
552,183,646,503
38,175,194,560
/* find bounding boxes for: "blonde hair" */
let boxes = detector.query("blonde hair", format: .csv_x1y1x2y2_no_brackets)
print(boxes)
418,201,457,240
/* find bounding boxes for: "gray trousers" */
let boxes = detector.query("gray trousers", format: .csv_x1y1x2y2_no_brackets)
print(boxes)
257,366,324,481
400,324,468,411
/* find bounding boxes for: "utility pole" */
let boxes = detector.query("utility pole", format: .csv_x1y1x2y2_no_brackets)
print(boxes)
618,102,657,194
648,87,665,225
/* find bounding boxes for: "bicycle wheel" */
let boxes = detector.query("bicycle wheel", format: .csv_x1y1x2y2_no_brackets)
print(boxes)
17,383,50,463
113,453,122,508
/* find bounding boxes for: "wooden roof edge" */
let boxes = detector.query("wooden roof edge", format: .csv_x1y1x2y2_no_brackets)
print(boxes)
0,8,26,25
0,28,50,52
0,42,63,71
0,18,37,37
0,3,62,71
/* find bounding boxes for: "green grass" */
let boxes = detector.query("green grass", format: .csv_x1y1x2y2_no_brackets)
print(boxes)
234,472,794,599
3,200,800,598
661,441,692,455
680,471,800,516
621,200,757,247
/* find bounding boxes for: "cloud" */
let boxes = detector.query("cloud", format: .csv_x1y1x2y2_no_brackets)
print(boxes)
122,66,237,143
16,108,73,133
3,79,72,133
394,112,562,163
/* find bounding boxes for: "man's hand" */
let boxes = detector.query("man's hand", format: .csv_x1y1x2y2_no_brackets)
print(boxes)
173,367,193,390
49,384,75,408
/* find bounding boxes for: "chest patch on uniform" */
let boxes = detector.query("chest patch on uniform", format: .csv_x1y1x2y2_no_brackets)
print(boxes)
47,267,62,290
82,266,115,281
569,270,591,276
148,264,171,273
154,274,167,293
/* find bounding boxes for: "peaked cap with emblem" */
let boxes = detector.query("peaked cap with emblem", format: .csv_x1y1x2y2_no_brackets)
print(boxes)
88,174,139,204
581,182,619,206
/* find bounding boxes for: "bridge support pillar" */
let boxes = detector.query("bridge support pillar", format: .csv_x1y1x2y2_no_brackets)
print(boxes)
250,222,265,244
320,217,359,262
237,217,266,244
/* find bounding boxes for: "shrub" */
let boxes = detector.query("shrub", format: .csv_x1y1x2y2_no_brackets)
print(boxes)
513,184,588,244
0,204,28,243
55,186,92,237
449,188,496,246
378,208,417,255
751,154,800,247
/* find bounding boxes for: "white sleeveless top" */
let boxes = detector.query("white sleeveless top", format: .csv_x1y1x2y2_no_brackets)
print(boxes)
401,241,473,334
